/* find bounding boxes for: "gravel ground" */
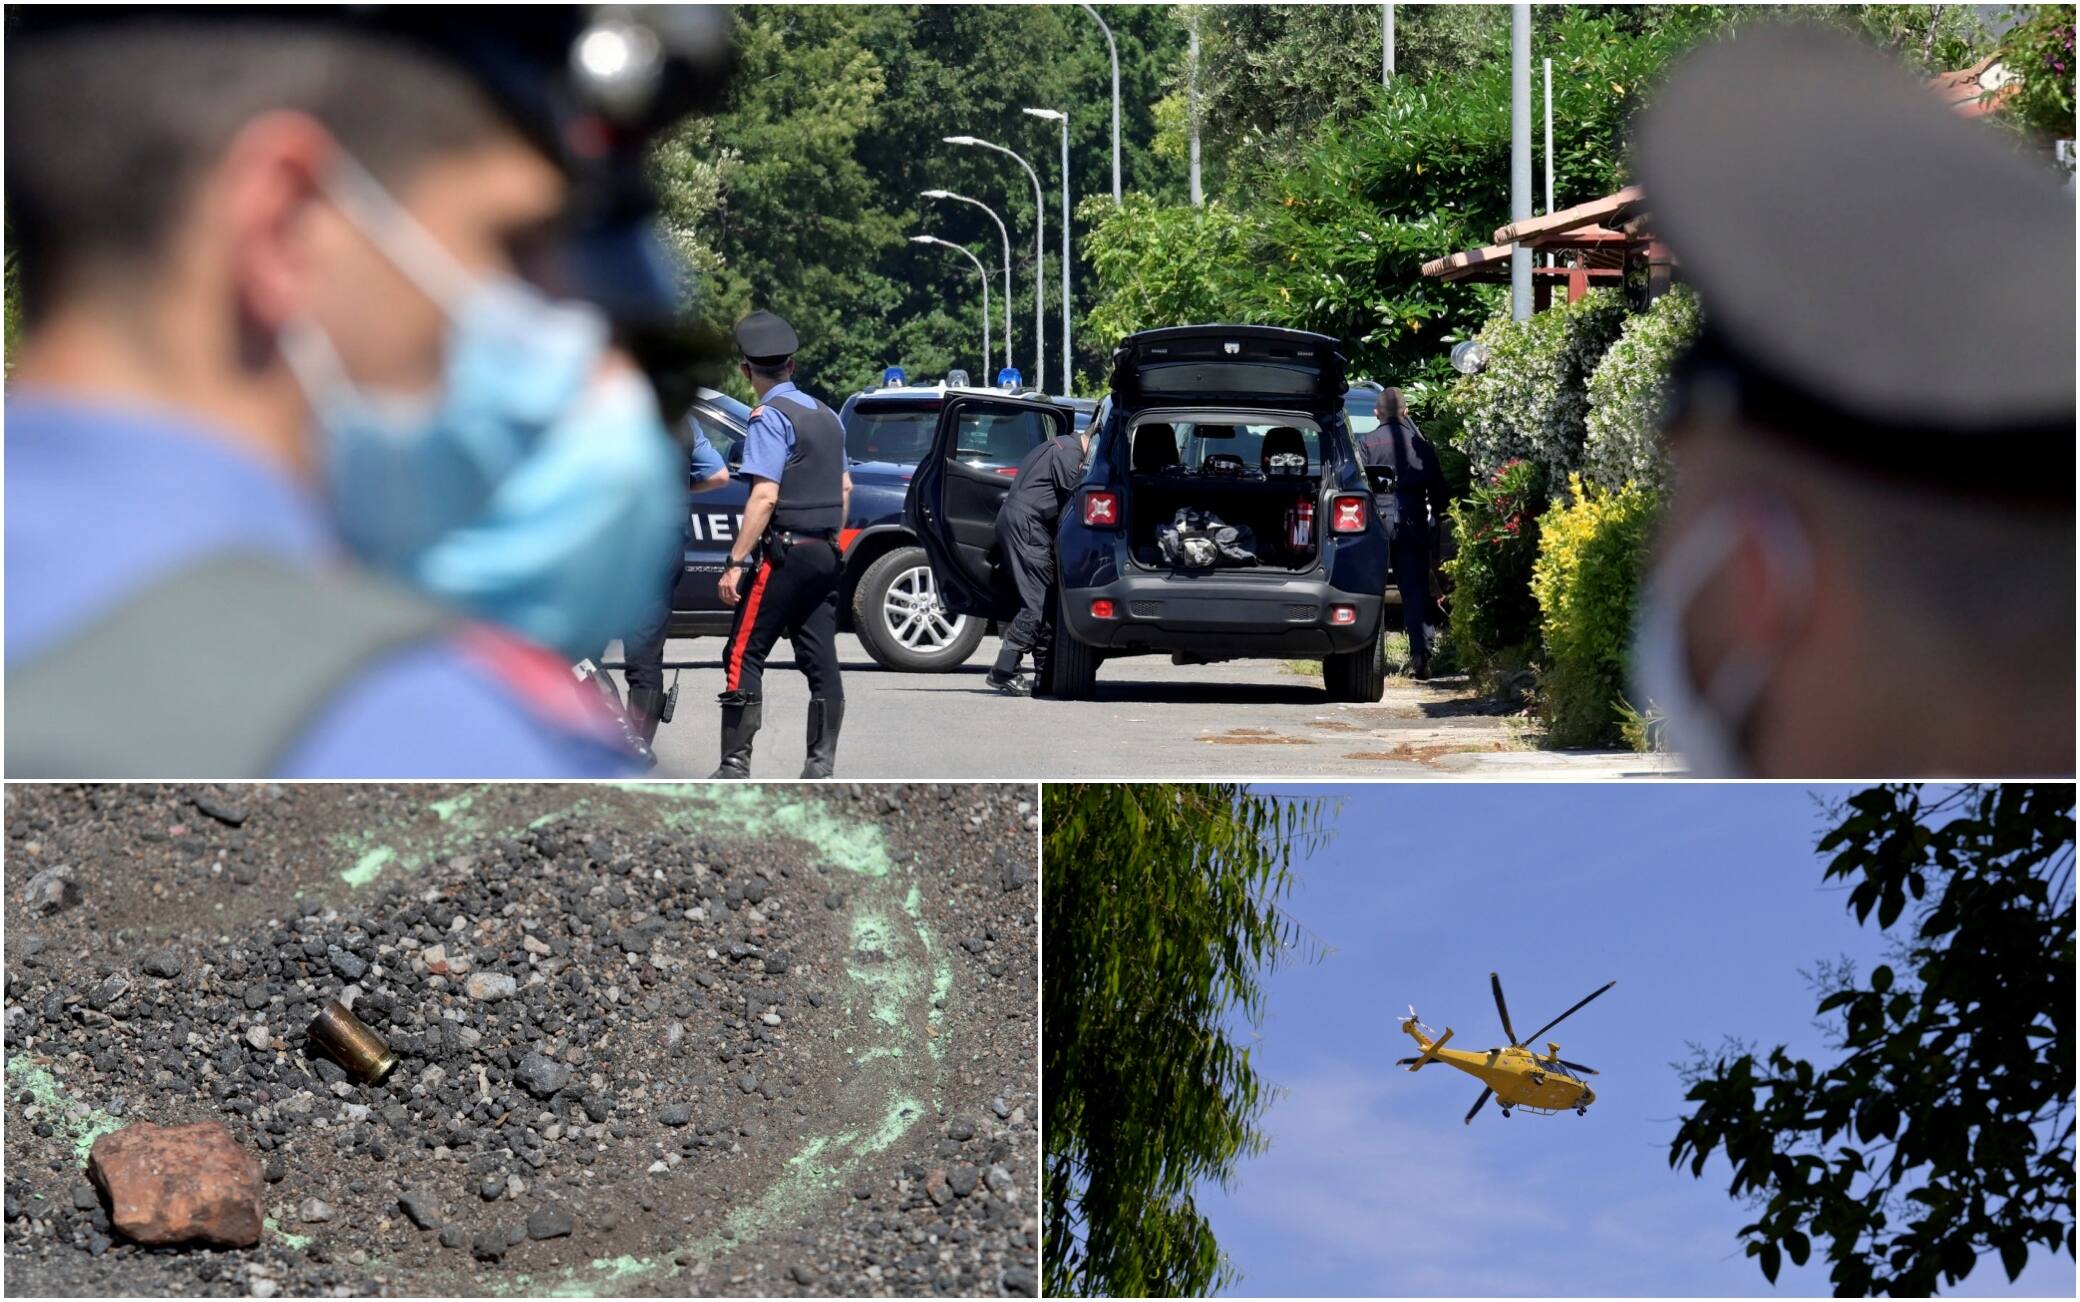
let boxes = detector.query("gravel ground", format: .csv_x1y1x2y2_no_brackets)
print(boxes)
3,782,1038,1298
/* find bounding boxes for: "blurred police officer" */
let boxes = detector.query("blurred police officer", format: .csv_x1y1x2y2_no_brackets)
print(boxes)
712,311,853,778
1363,387,1451,679
987,415,1093,694
1631,23,2074,777
618,420,733,766
3,7,730,777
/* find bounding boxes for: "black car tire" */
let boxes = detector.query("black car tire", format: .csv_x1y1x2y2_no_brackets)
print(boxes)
1323,616,1388,702
851,545,986,672
1047,591,1101,700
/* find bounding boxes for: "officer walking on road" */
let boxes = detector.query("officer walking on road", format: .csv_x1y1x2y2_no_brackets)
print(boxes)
1362,388,1451,679
713,311,853,778
986,415,1093,694
618,420,733,766
3,7,728,778
1630,23,2073,776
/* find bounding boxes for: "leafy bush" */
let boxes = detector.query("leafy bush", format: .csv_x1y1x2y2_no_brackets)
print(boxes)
1581,285,1703,494
1450,288,1630,485
1531,475,1659,748
1444,457,1546,673
1999,5,2076,142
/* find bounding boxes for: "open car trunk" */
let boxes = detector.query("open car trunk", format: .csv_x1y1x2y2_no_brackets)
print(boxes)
1127,475,1322,573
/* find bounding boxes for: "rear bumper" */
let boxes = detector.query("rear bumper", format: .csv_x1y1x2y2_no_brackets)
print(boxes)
1061,571,1382,656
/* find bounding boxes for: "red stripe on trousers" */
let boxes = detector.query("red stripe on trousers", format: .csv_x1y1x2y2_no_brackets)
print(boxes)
725,558,775,693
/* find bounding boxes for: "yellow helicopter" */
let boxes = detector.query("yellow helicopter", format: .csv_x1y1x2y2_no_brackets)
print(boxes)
1399,972,1616,1124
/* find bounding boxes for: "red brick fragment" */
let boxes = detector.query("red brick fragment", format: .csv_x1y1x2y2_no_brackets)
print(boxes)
88,1122,264,1248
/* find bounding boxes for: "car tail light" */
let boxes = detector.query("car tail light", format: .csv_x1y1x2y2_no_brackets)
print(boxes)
1330,494,1368,533
993,466,1020,478
1082,490,1120,528
1330,605,1357,626
1090,598,1119,620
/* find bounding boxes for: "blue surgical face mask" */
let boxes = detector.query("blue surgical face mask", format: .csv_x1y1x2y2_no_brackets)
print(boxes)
280,152,611,572
404,368,685,658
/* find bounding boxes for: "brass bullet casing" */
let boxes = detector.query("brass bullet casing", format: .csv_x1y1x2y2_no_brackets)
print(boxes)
306,999,398,1084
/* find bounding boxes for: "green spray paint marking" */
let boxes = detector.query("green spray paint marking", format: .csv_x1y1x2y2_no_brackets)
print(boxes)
262,1216,313,1250
903,883,952,1060
340,845,395,888
612,784,894,878
4,1057,123,1162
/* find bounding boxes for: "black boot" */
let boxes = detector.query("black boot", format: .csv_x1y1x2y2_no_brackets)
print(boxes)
800,698,845,779
711,698,761,779
625,687,667,770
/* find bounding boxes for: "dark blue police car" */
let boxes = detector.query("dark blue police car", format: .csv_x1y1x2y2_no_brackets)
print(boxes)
904,326,1395,701
670,383,989,672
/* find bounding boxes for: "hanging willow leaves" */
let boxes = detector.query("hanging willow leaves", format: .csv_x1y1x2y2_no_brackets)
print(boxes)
1043,784,1333,1298
1670,784,2075,1296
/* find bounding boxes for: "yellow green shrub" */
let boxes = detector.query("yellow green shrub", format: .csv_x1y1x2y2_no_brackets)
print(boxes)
1532,475,1659,747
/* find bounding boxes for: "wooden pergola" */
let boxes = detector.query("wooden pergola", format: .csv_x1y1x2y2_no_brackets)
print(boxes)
1420,185,1667,311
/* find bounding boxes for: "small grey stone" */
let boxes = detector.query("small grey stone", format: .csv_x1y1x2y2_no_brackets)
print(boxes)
479,1175,505,1202
736,1072,759,1095
23,865,80,913
660,1103,693,1127
88,975,129,1010
398,1191,441,1231
960,937,988,954
71,1183,99,1212
986,1164,1015,1195
948,1165,979,1198
526,1206,575,1240
762,953,790,975
438,1226,468,1250
245,1025,272,1052
946,1118,976,1142
192,794,249,826
990,1096,1011,1119
298,1198,334,1223
471,1229,508,1261
141,950,183,980
465,972,518,1002
243,985,270,1011
329,950,368,982
1004,1265,1038,1296
515,1052,571,1100
788,1263,818,1285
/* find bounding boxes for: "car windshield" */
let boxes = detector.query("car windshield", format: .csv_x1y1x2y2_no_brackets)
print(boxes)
843,402,939,464
1136,420,1322,474
1344,389,1381,436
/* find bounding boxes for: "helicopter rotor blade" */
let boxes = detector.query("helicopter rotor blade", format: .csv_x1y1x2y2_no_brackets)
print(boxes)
1558,1059,1599,1076
1489,972,1518,1046
1394,1056,1423,1067
1463,1086,1492,1126
1519,980,1616,1048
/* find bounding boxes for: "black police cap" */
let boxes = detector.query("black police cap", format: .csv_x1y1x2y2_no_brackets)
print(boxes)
734,311,800,366
1637,23,2074,498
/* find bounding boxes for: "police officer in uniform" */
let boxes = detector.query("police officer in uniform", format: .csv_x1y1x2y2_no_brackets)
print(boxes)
986,416,1093,694
713,311,853,778
3,8,732,778
1362,387,1450,679
618,422,732,766
1629,23,2074,777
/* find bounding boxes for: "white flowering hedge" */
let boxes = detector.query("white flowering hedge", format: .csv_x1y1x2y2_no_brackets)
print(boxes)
1581,285,1703,494
1449,288,1630,486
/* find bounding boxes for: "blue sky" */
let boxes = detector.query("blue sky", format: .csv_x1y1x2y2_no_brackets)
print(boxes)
1196,783,2073,1298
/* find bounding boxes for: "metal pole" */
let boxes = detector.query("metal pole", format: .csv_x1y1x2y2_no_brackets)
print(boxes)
1382,3,1394,84
940,137,1046,387
1544,56,1555,271
1057,116,1072,390
1188,17,1203,206
924,190,1014,371
1511,4,1532,321
1079,3,1121,201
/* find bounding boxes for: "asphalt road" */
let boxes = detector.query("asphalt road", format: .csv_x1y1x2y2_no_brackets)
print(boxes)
628,635,1676,780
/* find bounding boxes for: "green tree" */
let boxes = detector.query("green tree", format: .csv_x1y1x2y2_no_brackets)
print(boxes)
1044,784,1333,1298
1671,784,2075,1296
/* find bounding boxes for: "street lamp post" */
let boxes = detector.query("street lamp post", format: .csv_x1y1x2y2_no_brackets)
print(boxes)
1078,2,1121,202
1022,108,1072,394
944,134,1046,391
910,235,989,379
922,189,1012,372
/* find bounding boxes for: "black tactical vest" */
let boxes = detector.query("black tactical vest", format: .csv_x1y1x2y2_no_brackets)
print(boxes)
768,391,846,532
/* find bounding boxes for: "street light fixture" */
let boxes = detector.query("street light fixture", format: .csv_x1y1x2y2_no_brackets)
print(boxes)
944,133,1046,391
1021,108,1072,393
921,189,1012,373
910,235,990,380
1077,3,1121,202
